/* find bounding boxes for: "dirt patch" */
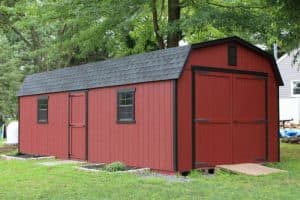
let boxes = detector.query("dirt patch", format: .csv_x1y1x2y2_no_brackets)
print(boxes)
11,153,48,158
0,144,18,154
138,171,190,183
77,164,149,174
39,160,85,166
1,153,55,160
281,136,300,144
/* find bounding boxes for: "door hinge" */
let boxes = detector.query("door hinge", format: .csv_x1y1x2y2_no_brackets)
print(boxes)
193,118,209,123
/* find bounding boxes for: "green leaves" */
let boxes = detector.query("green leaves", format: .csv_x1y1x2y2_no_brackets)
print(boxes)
0,0,298,118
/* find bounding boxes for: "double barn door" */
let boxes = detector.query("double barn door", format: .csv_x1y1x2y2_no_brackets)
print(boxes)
194,70,267,167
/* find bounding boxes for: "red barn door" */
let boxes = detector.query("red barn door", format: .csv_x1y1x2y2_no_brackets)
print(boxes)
69,92,87,160
194,71,233,167
194,69,267,167
232,75,267,163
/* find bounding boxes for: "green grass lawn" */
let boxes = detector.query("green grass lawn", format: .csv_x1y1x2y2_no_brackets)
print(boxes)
0,143,299,200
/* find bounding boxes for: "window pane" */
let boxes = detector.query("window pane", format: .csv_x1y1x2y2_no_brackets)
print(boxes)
38,97,48,123
38,110,48,121
39,104,48,110
125,97,133,105
293,81,300,95
117,90,135,121
119,92,133,106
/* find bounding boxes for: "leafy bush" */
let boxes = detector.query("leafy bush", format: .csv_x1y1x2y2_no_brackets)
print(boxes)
104,162,126,172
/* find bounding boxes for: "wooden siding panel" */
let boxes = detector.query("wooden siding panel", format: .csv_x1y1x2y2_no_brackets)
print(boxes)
88,81,174,172
19,92,68,158
268,79,279,161
177,43,280,171
177,71,193,171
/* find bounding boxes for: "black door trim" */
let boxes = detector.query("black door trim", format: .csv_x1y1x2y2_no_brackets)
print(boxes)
191,66,269,168
277,86,280,162
192,71,196,168
18,97,21,154
191,66,268,77
265,78,269,161
173,80,178,171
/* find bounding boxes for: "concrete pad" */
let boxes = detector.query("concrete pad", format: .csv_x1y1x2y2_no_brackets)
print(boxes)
217,163,286,176
39,160,85,166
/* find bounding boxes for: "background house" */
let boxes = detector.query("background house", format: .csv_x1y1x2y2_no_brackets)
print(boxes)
278,49,300,124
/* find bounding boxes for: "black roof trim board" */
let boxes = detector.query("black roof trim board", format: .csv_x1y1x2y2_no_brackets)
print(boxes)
17,36,283,97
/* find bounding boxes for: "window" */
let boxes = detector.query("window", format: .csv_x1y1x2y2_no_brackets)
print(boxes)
117,88,135,123
37,96,48,123
228,43,237,66
291,80,300,97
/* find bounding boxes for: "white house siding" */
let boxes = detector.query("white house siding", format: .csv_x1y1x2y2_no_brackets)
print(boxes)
278,49,300,123
279,98,300,123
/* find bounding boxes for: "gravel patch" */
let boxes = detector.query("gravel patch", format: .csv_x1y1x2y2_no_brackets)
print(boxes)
138,171,190,183
1,154,55,160
39,160,85,166
76,164,150,174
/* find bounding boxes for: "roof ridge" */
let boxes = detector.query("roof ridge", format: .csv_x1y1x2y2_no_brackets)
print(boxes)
27,45,191,78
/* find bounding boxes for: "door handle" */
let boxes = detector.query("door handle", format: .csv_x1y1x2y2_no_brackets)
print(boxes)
70,123,86,127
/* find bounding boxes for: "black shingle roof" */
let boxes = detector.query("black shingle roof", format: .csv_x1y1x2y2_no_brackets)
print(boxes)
18,36,283,97
17,45,191,96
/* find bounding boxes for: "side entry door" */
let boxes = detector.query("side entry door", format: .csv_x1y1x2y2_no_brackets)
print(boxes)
69,92,87,160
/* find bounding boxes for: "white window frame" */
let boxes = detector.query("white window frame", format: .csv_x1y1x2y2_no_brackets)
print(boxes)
291,80,300,97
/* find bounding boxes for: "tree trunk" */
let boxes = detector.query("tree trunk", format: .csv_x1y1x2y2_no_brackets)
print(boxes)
167,0,181,48
151,0,165,49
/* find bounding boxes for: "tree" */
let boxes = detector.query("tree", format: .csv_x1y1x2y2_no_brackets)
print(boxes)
0,33,23,118
0,0,298,118
266,0,299,65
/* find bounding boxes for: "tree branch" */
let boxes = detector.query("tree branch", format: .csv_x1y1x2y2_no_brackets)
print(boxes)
151,0,165,49
30,26,41,50
206,0,267,9
159,0,165,20
10,26,32,47
189,0,266,9
0,12,32,47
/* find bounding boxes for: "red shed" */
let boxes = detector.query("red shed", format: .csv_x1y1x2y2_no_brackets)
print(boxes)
18,37,283,173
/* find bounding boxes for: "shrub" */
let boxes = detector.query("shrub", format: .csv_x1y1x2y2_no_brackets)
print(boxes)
104,161,126,172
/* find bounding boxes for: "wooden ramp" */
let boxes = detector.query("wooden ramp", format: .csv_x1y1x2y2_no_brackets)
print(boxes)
217,163,286,176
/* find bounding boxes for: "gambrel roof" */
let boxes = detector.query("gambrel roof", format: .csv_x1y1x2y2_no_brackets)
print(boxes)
17,36,283,97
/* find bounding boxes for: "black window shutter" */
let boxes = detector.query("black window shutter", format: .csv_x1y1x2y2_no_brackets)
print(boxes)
228,44,237,66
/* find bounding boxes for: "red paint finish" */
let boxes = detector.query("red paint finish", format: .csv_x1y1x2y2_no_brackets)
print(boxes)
194,71,232,166
232,75,266,163
69,92,86,160
194,72,267,166
177,43,280,172
19,92,68,159
88,81,174,171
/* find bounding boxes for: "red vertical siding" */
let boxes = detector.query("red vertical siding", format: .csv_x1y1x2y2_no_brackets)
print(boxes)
19,92,68,159
88,80,174,172
177,43,280,172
